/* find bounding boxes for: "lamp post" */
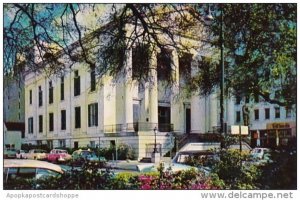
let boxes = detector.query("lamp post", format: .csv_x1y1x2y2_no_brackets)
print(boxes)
205,4,225,136
153,127,158,153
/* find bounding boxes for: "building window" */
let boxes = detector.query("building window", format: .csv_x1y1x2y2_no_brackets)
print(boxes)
59,140,66,148
132,44,150,80
61,76,64,101
49,81,53,104
29,90,32,104
286,108,292,118
90,67,96,91
28,117,33,134
75,106,81,128
49,113,54,132
39,115,43,133
245,95,250,104
74,70,80,96
275,107,280,118
61,110,66,130
254,109,259,120
157,49,172,81
236,111,241,123
265,108,270,120
38,86,43,106
18,102,20,109
88,103,98,127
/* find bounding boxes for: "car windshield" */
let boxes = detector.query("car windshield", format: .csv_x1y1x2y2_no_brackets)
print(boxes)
173,152,217,168
252,149,262,153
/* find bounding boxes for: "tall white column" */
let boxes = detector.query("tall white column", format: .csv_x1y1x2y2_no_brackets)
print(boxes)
190,59,206,134
170,49,182,133
124,49,134,131
149,51,158,125
226,96,235,127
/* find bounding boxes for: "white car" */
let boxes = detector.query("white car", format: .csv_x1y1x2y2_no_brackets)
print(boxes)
250,148,271,159
4,159,64,184
24,149,47,160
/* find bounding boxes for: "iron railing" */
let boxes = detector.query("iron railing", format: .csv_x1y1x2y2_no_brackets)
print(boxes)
103,122,174,134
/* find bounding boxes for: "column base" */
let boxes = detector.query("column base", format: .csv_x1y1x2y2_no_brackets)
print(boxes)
151,152,161,164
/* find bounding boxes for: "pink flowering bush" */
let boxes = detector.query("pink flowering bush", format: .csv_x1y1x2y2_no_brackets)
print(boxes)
136,165,224,190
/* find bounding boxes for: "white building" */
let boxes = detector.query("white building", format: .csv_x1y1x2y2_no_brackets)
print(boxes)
22,16,296,159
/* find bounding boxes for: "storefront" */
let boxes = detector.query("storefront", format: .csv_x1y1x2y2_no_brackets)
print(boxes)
250,122,296,149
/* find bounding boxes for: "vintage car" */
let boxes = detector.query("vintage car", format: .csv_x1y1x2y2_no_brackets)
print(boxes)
24,149,47,160
137,150,218,174
71,149,106,166
4,148,17,159
4,159,63,189
47,149,72,163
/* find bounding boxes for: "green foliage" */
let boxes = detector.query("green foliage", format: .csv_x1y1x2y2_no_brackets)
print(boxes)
212,149,261,189
201,4,296,106
257,151,297,189
97,143,135,160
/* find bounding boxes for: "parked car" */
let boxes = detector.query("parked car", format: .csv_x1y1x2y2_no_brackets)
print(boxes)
16,150,26,159
137,150,217,174
228,142,252,153
249,147,273,166
71,149,106,166
24,149,47,160
250,148,271,159
4,148,17,159
4,159,63,188
47,149,72,163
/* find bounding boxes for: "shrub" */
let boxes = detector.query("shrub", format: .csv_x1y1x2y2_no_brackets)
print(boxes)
212,149,261,189
97,143,135,160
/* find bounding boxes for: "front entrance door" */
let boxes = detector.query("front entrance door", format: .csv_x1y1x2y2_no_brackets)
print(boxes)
186,108,191,134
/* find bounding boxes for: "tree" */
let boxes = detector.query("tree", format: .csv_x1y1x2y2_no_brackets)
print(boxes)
4,3,296,106
202,4,296,107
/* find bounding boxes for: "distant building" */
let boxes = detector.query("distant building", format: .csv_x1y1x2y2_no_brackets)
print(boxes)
3,74,25,123
4,122,25,150
231,95,296,148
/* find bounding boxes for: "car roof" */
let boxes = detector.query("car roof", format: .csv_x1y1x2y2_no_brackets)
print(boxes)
178,150,216,154
4,159,63,174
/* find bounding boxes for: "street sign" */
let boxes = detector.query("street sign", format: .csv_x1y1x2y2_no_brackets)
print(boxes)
231,125,249,135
